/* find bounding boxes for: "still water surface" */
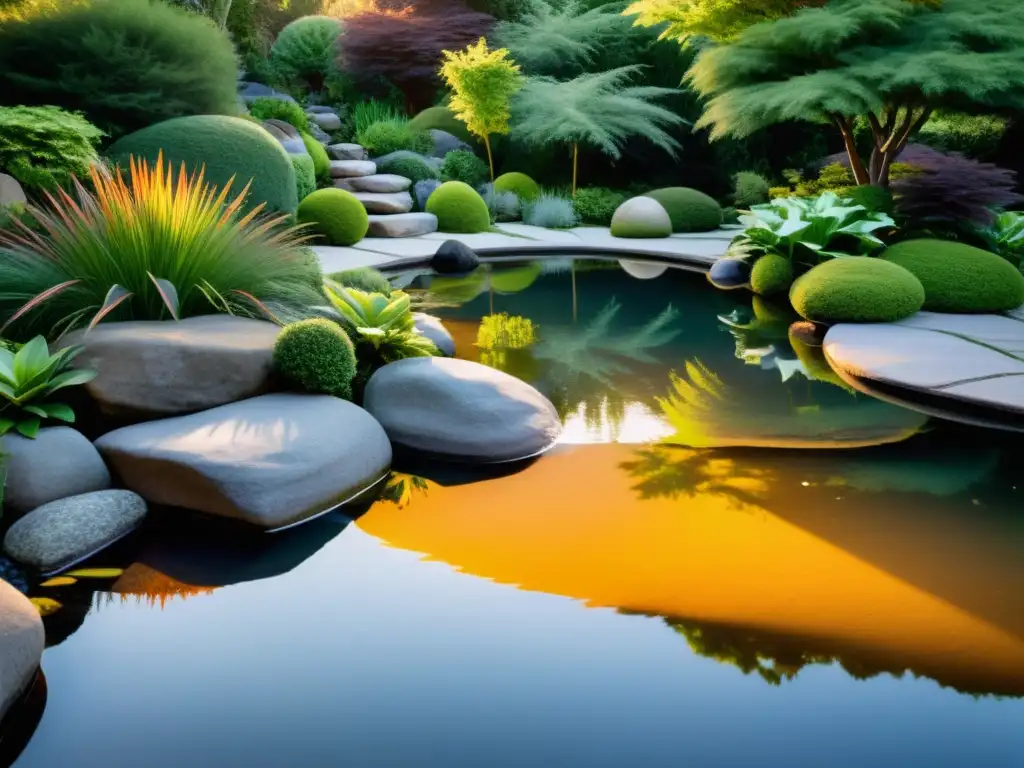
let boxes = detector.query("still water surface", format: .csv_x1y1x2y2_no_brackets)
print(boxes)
9,259,1024,767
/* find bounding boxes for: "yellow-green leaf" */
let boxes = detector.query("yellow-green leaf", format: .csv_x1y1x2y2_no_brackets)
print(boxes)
39,576,77,587
64,568,124,579
30,597,62,616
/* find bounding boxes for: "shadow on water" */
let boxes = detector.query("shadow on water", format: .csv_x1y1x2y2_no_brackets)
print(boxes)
0,671,46,768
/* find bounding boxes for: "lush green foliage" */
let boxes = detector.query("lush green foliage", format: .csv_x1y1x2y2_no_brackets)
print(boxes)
0,107,103,194
327,267,392,296
107,115,299,215
572,187,626,226
733,171,770,208
523,193,577,228
270,15,343,92
376,154,439,184
790,257,925,324
466,0,539,23
409,106,476,146
646,187,722,232
357,120,433,158
978,212,1024,272
625,0,830,46
845,185,895,216
426,181,491,233
0,0,86,23
249,98,311,133
296,188,369,246
918,113,1008,160
273,318,357,401
749,254,793,297
727,192,895,270
0,0,239,141
0,336,96,438
351,100,404,138
440,150,490,187
300,131,331,183
292,153,316,201
0,156,322,341
881,239,1024,313
493,172,540,202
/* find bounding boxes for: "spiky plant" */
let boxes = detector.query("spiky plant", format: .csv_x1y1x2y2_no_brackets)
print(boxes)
510,65,685,194
0,153,323,341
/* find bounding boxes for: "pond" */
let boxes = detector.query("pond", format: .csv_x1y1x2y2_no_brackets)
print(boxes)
6,258,1024,768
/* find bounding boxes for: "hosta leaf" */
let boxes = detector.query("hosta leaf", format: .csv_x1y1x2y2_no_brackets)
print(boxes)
65,568,124,579
21,404,48,418
15,416,40,438
40,577,77,587
30,597,62,616
0,417,15,435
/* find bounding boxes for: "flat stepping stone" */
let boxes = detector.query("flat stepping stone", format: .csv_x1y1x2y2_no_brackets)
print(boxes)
4,490,147,574
353,191,413,214
94,394,393,530
329,143,368,161
330,160,376,178
824,311,1024,416
333,173,412,193
309,112,341,131
367,212,437,238
0,579,43,724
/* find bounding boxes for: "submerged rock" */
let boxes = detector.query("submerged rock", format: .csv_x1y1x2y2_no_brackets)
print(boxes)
707,258,751,290
0,579,44,724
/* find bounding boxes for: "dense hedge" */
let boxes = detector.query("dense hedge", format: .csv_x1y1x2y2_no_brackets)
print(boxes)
292,153,316,201
269,15,343,93
296,188,369,246
645,187,723,233
789,257,925,323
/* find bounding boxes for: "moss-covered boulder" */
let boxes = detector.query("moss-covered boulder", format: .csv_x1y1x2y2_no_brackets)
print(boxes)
425,181,490,234
750,254,794,296
881,238,1024,313
296,188,368,246
409,106,475,146
493,172,540,203
610,196,672,238
645,187,723,233
790,257,925,324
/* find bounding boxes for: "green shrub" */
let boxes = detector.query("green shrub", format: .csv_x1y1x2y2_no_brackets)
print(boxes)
357,120,433,158
250,98,311,133
572,187,626,226
733,172,770,208
440,150,489,186
297,188,368,246
645,187,723,232
493,172,540,203
0,0,239,141
721,206,739,224
523,193,577,228
292,153,316,201
0,156,322,341
918,113,1008,160
426,181,490,233
409,106,475,146
327,267,392,296
790,257,925,324
845,184,894,215
351,99,404,136
107,115,298,215
750,254,794,296
300,131,331,182
0,106,103,193
881,238,1024,313
376,154,439,184
481,184,521,222
269,15,344,93
273,318,357,401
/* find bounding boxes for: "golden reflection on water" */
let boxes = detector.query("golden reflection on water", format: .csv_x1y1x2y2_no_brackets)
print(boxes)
358,443,1024,697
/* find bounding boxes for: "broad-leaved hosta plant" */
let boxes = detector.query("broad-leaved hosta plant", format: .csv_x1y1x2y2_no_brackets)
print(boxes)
727,192,895,269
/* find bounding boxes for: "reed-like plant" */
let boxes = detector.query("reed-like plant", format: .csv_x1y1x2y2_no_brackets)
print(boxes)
0,153,324,340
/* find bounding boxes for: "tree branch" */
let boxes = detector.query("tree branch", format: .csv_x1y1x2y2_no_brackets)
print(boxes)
832,113,869,185
866,112,885,146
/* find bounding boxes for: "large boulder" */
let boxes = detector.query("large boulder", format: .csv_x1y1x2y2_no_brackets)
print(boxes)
4,491,148,574
432,240,479,273
413,313,455,356
0,579,44,725
1,428,112,517
62,316,280,417
428,129,470,158
367,213,438,238
610,196,672,239
363,358,561,463
333,174,412,193
94,394,393,530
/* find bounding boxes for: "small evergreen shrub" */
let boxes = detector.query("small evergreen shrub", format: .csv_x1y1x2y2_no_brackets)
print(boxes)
327,267,392,296
351,99,404,137
300,131,331,182
376,154,439,184
269,15,344,93
645,187,723,232
572,187,626,226
357,120,433,158
440,150,489,187
790,258,925,324
425,181,490,233
523,193,577,229
480,184,521,222
750,254,793,296
493,172,540,203
249,98,311,133
881,238,1024,313
273,318,357,400
413,179,441,211
409,106,475,146
918,113,1008,160
733,171,771,208
297,188,369,246
0,106,103,193
292,153,316,201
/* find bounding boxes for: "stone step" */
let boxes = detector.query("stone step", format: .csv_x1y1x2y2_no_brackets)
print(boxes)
353,191,413,214
333,174,412,194
308,111,341,131
330,159,376,178
367,212,438,238
329,143,369,161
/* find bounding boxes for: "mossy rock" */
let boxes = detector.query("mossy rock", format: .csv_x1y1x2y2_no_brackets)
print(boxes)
610,196,672,238
409,106,474,146
790,257,925,324
750,254,794,296
106,115,298,214
291,153,315,202
881,238,1024,313
327,267,392,295
297,188,369,246
645,187,723,233
493,172,540,203
300,131,331,180
425,181,490,234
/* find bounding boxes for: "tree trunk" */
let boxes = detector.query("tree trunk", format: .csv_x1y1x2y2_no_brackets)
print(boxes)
571,143,579,197
833,115,869,186
483,135,495,182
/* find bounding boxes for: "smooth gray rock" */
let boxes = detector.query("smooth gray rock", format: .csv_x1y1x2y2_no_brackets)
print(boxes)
610,196,672,238
333,174,412,193
330,160,376,178
428,129,470,158
367,212,438,238
305,106,336,115
308,124,332,145
352,191,413,214
62,316,281,418
4,490,147,573
309,112,342,131
262,118,299,141
329,143,369,161
413,179,441,211
0,173,27,208
280,138,308,155
363,358,561,462
238,81,297,105
432,240,479,273
413,313,455,356
2,428,112,516
0,579,44,724
94,394,393,530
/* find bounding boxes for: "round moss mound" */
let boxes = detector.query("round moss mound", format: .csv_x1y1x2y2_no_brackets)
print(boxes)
327,267,392,296
297,188,369,246
425,181,490,234
300,131,331,180
645,187,723,233
409,106,474,146
107,115,298,214
376,153,438,184
493,172,540,203
790,257,925,324
273,318,356,400
881,238,1024,313
750,254,794,296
